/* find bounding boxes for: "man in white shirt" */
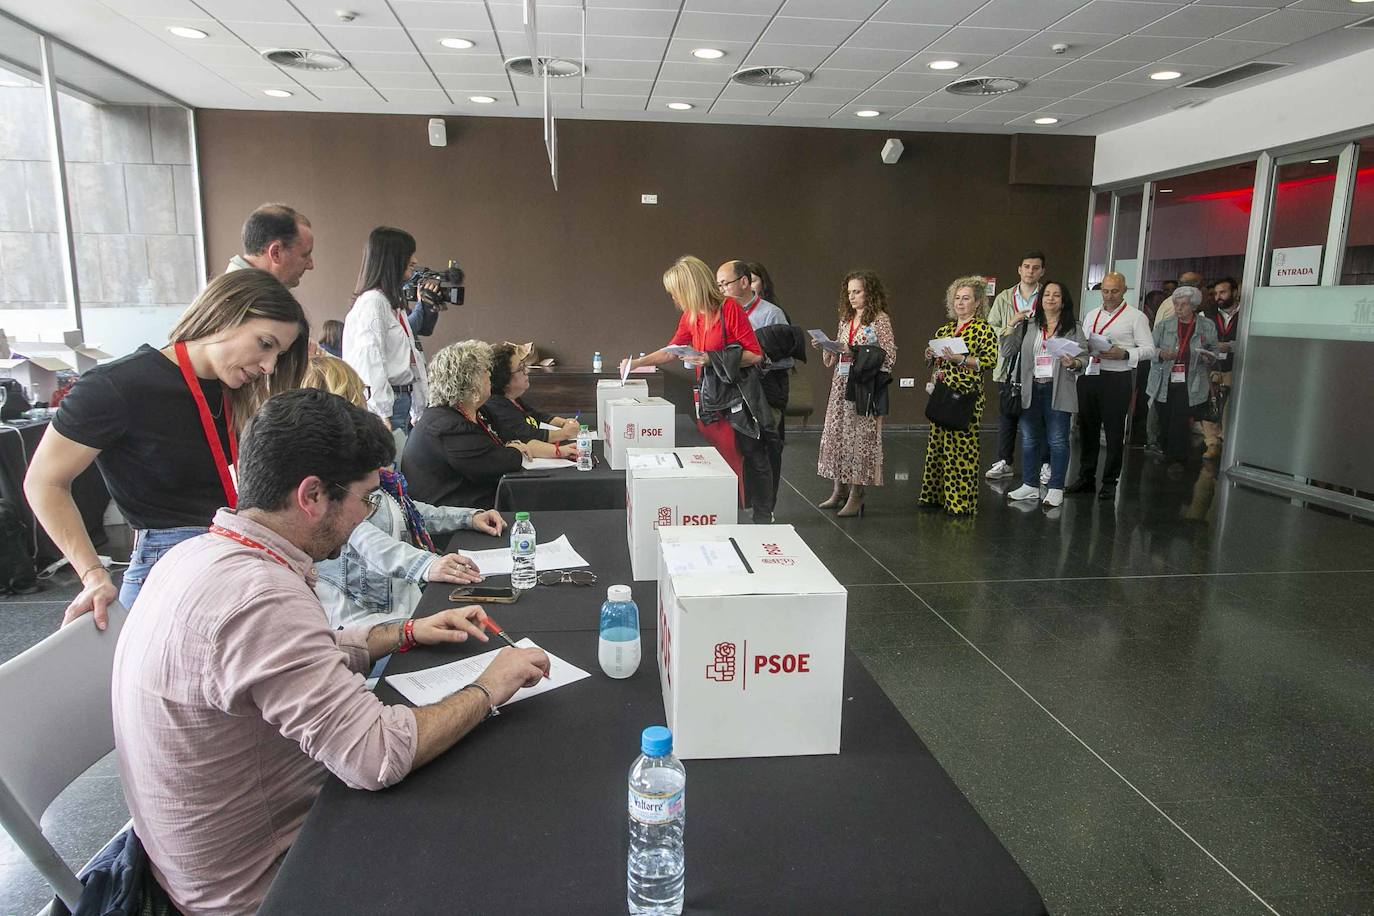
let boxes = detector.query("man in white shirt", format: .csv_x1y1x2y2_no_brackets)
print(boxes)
1067,271,1155,501
224,203,314,289
986,250,1048,483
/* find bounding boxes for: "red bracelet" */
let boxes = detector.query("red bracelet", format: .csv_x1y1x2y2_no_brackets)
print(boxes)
397,618,416,653
554,443,562,457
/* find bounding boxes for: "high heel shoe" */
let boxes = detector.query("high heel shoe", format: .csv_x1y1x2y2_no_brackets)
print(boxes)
818,484,848,510
837,485,866,518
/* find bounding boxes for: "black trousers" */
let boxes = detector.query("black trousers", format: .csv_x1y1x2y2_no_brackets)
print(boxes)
738,426,778,520
1158,383,1196,463
760,370,790,504
995,383,1020,464
1076,369,1134,484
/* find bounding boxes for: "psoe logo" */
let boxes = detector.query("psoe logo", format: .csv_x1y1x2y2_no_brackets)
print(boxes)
759,542,795,566
623,422,636,441
655,506,673,529
706,642,736,682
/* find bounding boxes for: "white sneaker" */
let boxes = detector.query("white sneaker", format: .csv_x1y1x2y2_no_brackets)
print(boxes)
1039,463,1051,485
1008,484,1040,501
985,460,1014,479
1042,488,1064,508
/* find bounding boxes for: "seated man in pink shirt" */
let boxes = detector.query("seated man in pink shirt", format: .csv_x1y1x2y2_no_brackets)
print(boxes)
111,388,549,916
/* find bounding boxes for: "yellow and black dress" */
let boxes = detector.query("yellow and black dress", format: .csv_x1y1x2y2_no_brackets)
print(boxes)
918,317,998,515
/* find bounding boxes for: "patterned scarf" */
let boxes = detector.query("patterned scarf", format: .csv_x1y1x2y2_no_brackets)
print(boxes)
378,468,436,553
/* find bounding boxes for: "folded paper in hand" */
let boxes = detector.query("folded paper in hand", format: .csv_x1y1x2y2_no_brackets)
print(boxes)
928,337,969,355
1045,337,1084,359
807,330,841,353
1086,333,1112,353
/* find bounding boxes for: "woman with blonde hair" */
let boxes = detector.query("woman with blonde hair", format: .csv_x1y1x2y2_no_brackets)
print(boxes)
918,276,998,516
25,268,309,627
401,340,530,508
302,355,507,627
811,269,897,518
625,255,775,521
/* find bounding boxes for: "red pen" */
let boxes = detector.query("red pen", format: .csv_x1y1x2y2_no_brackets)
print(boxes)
481,616,550,678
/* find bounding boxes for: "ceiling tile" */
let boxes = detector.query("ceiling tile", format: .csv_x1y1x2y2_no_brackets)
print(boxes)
710,99,779,114
1287,0,1374,10
949,108,1023,123
583,76,656,95
585,35,667,60
963,0,1087,31
1008,30,1118,58
585,8,680,38
975,91,1069,111
652,80,724,98
286,67,371,87
663,38,757,64
420,52,508,75
579,94,648,110
806,68,886,89
1053,1,1183,34
1220,9,1362,43
852,88,931,105
657,61,735,82
435,74,514,92
890,107,964,121
720,82,798,100
1016,77,1101,96
510,78,579,96
825,47,916,69
581,59,662,80
1046,96,1118,113
972,55,1071,78
1089,34,1200,61
1071,80,1157,99
780,0,884,17
846,21,948,51
489,4,583,33
872,71,953,91
336,50,428,71
744,44,836,68
896,51,996,72
292,0,400,26
1007,111,1082,126
786,84,863,103
684,0,780,12
390,2,493,32
219,22,324,50
195,0,307,23
926,27,1040,55
1111,62,1194,82
366,71,442,90
312,86,387,103
589,0,678,6
130,15,238,45
1162,37,1282,68
372,87,450,104
911,89,989,108
208,64,292,82
101,0,215,16
761,17,860,45
1037,57,1138,80
408,30,500,56
873,0,991,26
316,25,417,53
772,100,844,118
174,44,273,67
674,11,772,42
1136,5,1270,38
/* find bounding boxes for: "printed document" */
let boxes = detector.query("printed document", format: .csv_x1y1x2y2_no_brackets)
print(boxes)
386,638,590,707
463,534,590,576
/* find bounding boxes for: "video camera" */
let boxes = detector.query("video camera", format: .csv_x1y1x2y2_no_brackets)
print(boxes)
402,260,465,310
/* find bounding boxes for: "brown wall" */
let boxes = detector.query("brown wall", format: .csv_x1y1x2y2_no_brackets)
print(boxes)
196,110,1091,425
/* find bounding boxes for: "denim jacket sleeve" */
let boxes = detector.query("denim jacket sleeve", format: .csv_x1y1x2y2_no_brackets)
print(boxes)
414,500,476,533
347,520,434,586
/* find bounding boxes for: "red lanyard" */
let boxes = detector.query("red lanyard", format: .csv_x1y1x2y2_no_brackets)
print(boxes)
464,408,503,445
1093,305,1126,335
173,341,237,508
1015,286,1039,313
848,318,862,347
394,309,417,367
954,320,973,337
1176,320,1195,364
209,524,291,569
1214,311,1235,337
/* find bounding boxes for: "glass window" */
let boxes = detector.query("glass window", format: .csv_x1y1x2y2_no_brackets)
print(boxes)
1110,190,1143,290
53,45,199,357
1084,192,1111,290
1340,138,1374,286
1263,156,1339,287
1142,161,1254,312
0,18,63,338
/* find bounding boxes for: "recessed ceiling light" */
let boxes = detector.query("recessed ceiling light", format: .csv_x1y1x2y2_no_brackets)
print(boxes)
469,95,496,104
440,37,475,50
1150,70,1182,81
1159,188,1173,193
855,109,880,118
1033,116,1058,125
692,48,725,60
263,89,293,98
666,102,694,110
166,26,208,39
1310,158,1330,164
927,60,960,71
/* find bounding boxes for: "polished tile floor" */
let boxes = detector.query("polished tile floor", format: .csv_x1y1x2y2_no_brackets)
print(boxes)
3,429,1373,915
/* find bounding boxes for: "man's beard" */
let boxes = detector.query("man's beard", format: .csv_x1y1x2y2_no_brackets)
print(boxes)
309,503,354,561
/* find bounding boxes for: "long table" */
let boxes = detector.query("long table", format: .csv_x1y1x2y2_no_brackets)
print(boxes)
260,510,1047,915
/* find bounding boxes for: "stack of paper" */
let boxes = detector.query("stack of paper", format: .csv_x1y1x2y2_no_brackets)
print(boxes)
1045,338,1084,359
928,337,969,355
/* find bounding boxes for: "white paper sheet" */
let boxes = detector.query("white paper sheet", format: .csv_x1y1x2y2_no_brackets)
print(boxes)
385,638,590,708
663,345,704,359
928,337,969,355
538,421,561,432
619,356,632,382
807,329,841,353
522,457,577,470
463,534,589,576
1086,332,1112,353
661,540,747,577
627,453,682,470
1045,337,1084,359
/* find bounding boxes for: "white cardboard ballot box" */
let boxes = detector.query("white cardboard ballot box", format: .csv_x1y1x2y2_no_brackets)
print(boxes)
625,447,738,582
595,379,648,426
656,524,847,759
602,397,675,470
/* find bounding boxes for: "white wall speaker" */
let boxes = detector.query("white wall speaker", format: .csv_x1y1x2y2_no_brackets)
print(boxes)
881,138,904,165
428,118,447,147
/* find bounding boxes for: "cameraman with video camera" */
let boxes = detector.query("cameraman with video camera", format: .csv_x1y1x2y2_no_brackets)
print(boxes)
404,261,464,338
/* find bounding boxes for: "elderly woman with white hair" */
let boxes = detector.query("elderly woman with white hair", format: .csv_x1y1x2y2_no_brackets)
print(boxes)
401,340,531,508
1148,285,1218,469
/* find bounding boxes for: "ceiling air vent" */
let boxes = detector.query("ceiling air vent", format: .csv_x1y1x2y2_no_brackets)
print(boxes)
944,76,1025,97
1183,62,1287,90
261,48,349,71
504,56,583,78
731,66,810,88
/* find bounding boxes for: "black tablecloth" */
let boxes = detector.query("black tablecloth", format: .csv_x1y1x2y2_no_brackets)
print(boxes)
494,414,708,513
0,419,110,566
260,511,1047,916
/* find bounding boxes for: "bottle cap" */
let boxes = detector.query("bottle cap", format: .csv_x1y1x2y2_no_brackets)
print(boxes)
641,725,672,757
515,511,530,521
607,584,632,603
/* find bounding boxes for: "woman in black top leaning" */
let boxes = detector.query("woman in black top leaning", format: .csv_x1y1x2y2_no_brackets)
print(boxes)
25,269,309,629
483,342,583,457
401,340,531,509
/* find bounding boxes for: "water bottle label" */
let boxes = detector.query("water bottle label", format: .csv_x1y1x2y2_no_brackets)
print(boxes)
515,537,533,553
629,786,684,825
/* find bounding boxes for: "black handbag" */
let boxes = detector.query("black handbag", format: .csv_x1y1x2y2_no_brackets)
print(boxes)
925,378,977,431
999,325,1025,417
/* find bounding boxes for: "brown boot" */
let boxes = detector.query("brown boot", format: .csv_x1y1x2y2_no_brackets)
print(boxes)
837,484,866,517
818,482,848,509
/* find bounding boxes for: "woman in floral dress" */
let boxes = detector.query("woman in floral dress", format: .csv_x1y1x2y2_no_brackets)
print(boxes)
812,270,896,518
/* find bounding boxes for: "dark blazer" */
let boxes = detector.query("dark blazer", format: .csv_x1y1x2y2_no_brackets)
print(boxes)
482,395,555,443
401,405,523,509
845,345,892,417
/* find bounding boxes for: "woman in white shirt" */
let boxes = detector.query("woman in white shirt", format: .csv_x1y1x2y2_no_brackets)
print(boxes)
343,227,429,446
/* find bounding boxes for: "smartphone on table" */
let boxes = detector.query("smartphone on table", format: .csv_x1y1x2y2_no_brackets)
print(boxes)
449,585,521,604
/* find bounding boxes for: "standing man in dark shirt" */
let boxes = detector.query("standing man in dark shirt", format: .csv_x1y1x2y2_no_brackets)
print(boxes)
1201,276,1240,459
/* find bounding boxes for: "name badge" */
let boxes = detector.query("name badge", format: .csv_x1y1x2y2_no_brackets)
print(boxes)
837,354,853,377
1034,354,1053,379
1170,362,1186,384
1085,357,1101,376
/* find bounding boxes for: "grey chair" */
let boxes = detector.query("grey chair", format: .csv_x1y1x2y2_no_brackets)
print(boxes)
0,602,130,914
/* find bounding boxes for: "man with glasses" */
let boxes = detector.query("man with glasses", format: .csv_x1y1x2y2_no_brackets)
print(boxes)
112,389,548,916
717,260,788,513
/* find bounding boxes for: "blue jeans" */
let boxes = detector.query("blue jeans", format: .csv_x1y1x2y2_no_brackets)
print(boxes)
390,391,412,433
1019,383,1071,489
118,526,207,609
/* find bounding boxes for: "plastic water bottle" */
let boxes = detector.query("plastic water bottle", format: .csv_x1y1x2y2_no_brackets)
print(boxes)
628,726,685,915
577,425,593,472
510,512,536,590
599,585,641,678
593,351,603,373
